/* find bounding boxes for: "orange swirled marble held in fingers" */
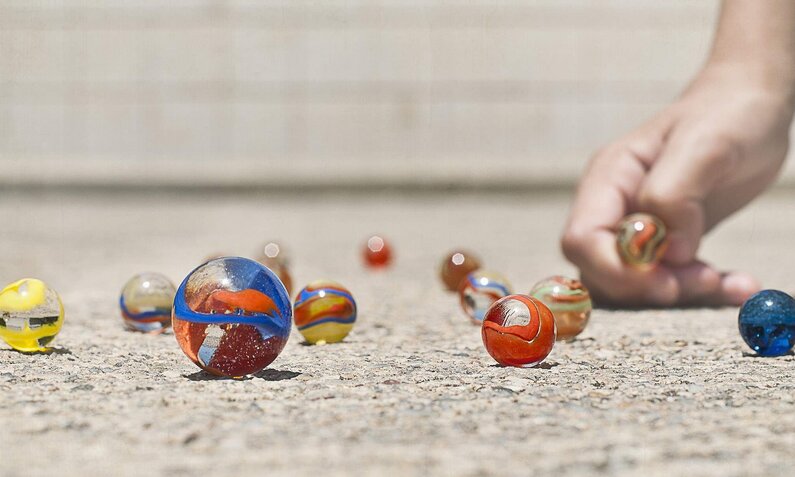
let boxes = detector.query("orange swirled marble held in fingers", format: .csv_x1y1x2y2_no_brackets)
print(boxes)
616,213,668,269
481,295,556,368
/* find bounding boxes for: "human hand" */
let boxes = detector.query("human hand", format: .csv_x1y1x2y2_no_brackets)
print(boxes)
561,63,795,306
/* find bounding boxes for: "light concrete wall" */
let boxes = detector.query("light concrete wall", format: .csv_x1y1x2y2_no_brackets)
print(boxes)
4,0,790,188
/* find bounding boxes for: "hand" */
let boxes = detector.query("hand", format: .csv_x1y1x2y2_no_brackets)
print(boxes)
561,63,795,306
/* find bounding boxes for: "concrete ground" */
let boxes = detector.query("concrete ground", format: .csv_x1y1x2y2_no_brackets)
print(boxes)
1,189,794,477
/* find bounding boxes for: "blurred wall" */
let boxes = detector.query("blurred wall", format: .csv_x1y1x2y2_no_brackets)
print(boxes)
4,0,791,189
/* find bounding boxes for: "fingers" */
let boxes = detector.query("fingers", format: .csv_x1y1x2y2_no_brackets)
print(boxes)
563,114,675,243
562,115,681,307
583,253,761,307
637,130,739,264
719,271,761,306
563,147,644,244
573,230,679,307
669,263,759,306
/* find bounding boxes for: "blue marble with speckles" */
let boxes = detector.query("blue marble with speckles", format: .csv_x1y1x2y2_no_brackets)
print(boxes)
738,289,795,357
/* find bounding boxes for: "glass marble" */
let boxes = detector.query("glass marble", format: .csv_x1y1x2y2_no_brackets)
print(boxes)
0,278,64,352
616,213,668,269
439,250,482,292
119,272,176,333
529,276,592,341
459,271,512,324
172,257,292,377
294,280,357,345
256,242,293,296
738,289,795,357
481,295,556,368
363,235,392,268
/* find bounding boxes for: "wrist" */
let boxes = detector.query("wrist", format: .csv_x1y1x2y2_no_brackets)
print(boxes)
705,0,795,110
699,59,795,112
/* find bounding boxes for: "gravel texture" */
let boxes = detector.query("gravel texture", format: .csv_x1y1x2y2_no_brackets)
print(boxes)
1,191,794,477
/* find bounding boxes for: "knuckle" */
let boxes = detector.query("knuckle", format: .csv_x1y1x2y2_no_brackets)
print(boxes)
695,136,737,168
560,226,589,261
590,142,631,167
637,181,680,210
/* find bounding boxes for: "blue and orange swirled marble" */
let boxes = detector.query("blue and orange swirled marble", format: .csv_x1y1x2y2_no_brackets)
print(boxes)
481,294,556,368
172,257,291,377
459,271,512,324
120,272,176,333
294,280,357,344
616,213,668,269
738,289,795,357
0,278,64,352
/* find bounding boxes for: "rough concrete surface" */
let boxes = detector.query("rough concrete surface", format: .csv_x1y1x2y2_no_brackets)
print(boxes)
1,191,794,477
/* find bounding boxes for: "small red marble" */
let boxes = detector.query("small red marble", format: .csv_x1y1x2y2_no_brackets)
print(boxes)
363,235,393,268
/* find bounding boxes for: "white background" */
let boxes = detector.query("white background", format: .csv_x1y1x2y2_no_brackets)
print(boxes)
2,0,793,187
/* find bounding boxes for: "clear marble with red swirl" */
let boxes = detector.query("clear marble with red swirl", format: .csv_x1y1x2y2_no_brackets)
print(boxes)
481,294,556,368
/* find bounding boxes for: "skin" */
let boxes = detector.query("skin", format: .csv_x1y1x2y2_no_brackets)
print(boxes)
562,0,795,307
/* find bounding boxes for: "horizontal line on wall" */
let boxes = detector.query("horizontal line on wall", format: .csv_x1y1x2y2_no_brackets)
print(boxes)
0,156,573,195
2,156,793,197
4,178,795,198
0,5,717,31
0,179,575,197
0,80,683,105
0,156,578,189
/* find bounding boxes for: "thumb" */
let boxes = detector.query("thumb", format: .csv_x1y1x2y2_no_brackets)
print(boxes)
636,132,738,265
